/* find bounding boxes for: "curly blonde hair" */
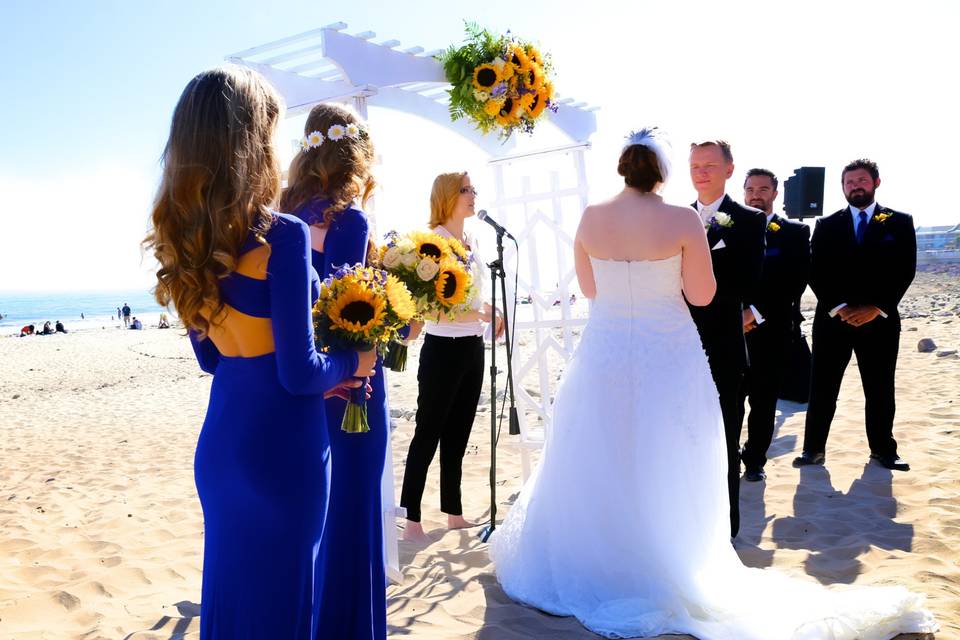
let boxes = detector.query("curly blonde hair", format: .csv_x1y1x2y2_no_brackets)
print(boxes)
279,103,376,225
143,66,282,336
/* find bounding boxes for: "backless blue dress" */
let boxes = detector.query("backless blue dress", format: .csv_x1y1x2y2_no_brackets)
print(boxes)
293,200,390,640
189,212,358,640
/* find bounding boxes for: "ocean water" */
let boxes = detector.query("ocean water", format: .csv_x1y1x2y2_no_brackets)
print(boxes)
0,290,173,333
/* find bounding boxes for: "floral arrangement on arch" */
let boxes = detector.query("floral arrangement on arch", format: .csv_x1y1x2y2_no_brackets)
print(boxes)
438,22,557,139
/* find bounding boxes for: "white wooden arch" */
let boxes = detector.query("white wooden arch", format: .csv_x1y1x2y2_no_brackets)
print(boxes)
227,23,597,582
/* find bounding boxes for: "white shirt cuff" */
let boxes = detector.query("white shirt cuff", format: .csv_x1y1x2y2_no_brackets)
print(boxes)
829,303,847,317
749,305,764,325
829,303,889,319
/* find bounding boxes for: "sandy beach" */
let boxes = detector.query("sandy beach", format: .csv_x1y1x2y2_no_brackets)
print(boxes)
1,269,957,639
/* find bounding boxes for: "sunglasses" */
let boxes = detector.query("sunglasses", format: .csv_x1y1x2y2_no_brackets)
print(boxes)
459,186,478,196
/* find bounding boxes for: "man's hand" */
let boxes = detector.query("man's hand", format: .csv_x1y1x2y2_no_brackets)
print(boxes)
742,308,759,333
838,304,883,327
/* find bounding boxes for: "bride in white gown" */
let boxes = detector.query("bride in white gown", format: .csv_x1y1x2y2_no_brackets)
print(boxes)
489,129,937,639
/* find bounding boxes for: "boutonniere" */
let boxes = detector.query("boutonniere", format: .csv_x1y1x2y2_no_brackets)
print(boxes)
706,212,734,231
873,212,892,224
767,221,781,233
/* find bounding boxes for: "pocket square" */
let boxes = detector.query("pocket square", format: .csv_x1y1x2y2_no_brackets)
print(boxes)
711,239,727,251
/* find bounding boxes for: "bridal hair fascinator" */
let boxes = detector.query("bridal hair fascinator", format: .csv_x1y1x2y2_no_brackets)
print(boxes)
623,127,672,185
299,122,369,151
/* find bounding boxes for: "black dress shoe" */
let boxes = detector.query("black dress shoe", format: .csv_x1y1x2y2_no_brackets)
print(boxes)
792,451,825,467
744,468,766,482
870,453,910,471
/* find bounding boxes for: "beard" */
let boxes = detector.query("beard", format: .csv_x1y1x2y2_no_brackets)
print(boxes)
748,198,772,212
845,187,875,208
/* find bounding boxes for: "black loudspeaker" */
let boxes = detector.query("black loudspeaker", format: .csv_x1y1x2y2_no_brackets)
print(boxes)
783,167,825,219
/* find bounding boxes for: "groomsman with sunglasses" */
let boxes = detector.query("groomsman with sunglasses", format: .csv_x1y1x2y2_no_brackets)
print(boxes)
739,169,810,482
793,159,916,471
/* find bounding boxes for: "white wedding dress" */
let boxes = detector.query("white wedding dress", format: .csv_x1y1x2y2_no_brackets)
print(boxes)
490,255,937,639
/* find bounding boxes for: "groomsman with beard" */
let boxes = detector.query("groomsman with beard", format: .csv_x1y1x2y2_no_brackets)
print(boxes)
793,159,916,471
739,169,810,482
688,141,766,538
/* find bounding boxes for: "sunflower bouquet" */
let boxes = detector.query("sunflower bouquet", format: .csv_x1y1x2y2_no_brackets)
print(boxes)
378,230,476,371
438,21,557,140
313,264,416,432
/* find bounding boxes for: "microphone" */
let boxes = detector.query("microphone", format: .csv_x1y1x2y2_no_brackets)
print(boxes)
476,209,515,240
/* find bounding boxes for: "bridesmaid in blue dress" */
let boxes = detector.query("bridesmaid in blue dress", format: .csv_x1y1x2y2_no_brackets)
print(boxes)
144,67,377,640
281,102,410,640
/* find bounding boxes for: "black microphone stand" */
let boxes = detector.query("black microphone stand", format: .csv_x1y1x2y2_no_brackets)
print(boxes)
479,229,520,543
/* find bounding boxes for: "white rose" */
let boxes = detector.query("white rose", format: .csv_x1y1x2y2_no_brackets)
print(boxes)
400,251,419,268
397,238,416,252
713,212,732,227
382,246,402,269
416,258,440,281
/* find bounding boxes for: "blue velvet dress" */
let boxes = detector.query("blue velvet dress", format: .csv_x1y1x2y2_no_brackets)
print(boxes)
188,213,358,640
293,200,389,640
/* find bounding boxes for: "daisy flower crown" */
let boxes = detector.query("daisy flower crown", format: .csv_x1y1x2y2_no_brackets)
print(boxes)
299,122,368,151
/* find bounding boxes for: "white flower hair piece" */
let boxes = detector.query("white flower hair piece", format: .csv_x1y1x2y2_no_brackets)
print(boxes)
299,122,368,151
623,127,673,186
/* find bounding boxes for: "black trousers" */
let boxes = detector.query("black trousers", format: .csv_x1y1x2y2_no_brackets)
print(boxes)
704,348,745,538
740,320,792,471
400,334,484,523
802,311,900,458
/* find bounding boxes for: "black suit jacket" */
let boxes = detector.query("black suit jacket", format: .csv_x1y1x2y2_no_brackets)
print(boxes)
809,205,916,323
687,195,767,373
745,214,811,331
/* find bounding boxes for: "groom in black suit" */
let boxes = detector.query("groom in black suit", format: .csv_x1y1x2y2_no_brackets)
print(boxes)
739,169,811,482
688,141,766,538
793,159,916,471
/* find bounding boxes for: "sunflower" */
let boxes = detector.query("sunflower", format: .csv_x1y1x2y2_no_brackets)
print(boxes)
435,261,471,307
410,231,450,260
495,96,524,126
523,63,545,91
328,284,386,339
446,237,469,264
519,92,537,114
385,274,416,322
472,63,500,91
527,85,550,119
525,44,543,67
484,97,504,117
508,45,531,73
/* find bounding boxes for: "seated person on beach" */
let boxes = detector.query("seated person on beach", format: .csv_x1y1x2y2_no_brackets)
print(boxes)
55,321,67,333
158,313,170,329
20,324,35,337
40,321,54,335
130,317,143,330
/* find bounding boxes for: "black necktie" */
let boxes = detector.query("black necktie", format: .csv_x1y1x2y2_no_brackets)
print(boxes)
856,211,868,244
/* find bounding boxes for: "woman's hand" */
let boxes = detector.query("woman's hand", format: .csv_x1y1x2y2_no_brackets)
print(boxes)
354,348,378,377
482,304,505,339
407,319,424,342
325,378,373,401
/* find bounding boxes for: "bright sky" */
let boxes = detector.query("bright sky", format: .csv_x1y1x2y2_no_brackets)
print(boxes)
2,0,957,292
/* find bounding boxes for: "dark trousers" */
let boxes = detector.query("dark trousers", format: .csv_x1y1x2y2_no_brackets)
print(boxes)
802,311,900,458
400,334,484,523
704,349,744,538
740,320,791,471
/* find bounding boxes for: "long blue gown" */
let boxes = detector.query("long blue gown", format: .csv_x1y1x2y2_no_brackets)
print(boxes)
293,199,389,640
188,213,358,640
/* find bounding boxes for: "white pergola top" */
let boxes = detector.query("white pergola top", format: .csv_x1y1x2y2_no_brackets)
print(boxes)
226,22,598,156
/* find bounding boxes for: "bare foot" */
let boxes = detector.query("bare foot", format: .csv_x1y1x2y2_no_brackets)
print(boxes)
447,514,478,530
402,521,431,543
